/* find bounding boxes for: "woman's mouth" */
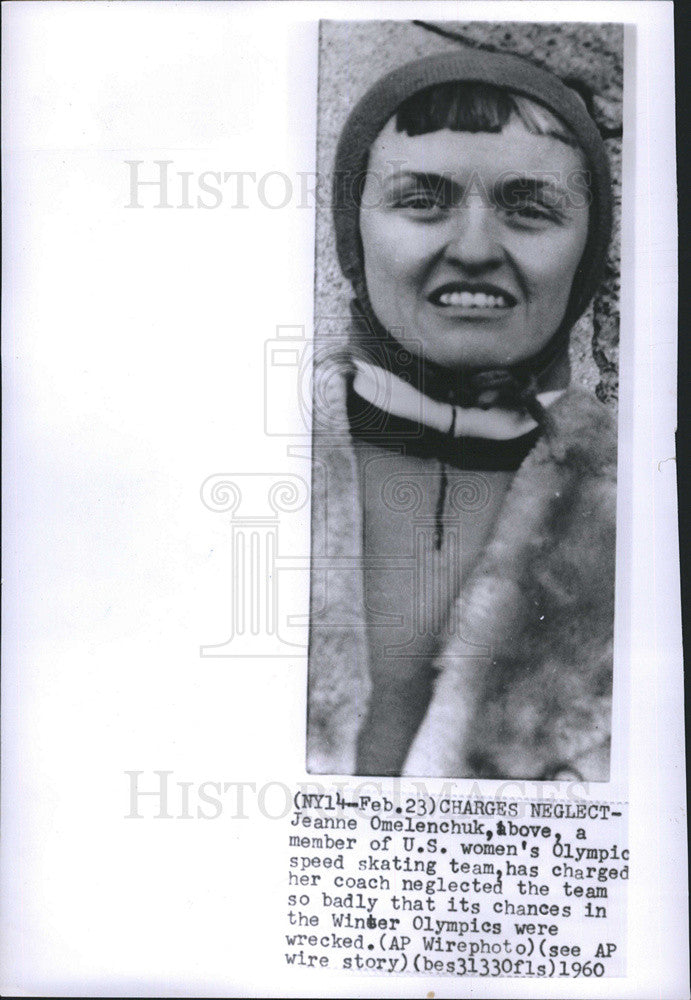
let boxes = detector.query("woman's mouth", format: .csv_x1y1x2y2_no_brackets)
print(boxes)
428,283,517,310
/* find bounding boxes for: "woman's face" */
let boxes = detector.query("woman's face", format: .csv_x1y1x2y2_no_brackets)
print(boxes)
359,116,590,369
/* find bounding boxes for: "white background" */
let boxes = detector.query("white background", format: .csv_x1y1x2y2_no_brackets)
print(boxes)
1,2,685,997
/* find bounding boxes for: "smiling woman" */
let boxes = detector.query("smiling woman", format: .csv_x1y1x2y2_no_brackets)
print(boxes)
307,30,620,780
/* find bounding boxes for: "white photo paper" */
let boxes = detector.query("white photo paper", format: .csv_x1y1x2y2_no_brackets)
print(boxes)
1,2,686,998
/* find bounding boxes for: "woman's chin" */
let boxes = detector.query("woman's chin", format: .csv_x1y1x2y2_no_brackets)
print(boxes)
409,343,533,372
399,324,556,372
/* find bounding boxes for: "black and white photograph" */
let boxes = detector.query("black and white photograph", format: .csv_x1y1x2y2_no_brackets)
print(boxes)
308,21,621,780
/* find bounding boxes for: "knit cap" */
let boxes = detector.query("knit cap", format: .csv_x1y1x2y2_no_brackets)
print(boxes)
332,47,613,400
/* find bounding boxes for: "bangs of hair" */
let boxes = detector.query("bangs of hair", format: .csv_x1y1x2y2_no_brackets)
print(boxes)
395,81,580,147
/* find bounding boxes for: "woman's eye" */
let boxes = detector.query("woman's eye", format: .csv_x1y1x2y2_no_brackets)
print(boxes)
501,200,560,225
396,191,447,212
515,204,547,218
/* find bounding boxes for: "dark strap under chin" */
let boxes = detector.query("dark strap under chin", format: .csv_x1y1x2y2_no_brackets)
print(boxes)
346,375,542,472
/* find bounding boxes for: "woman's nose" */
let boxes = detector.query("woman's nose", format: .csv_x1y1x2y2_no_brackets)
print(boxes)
442,203,504,269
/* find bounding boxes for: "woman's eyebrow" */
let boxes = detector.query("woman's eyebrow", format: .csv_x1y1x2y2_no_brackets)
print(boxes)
387,171,460,195
495,175,572,202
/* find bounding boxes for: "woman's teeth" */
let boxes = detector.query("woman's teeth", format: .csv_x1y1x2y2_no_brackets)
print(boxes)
437,291,509,308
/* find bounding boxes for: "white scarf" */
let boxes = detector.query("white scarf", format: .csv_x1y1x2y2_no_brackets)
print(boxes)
352,358,564,442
